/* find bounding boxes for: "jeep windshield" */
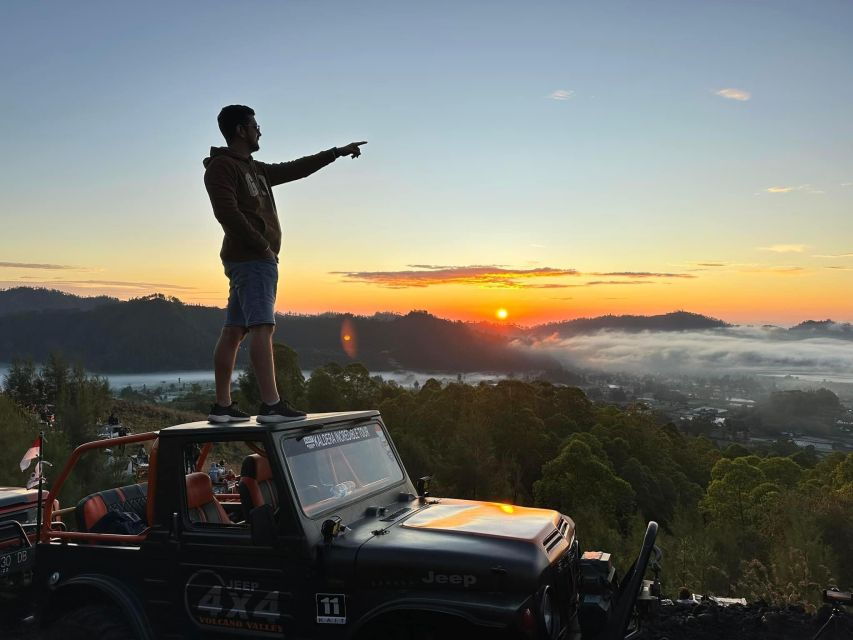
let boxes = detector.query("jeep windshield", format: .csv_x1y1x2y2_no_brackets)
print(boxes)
280,422,405,517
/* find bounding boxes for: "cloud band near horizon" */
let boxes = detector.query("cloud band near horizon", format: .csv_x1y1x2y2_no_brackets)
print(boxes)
332,265,696,288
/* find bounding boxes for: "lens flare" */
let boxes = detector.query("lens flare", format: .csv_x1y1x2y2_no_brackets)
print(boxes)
340,317,357,358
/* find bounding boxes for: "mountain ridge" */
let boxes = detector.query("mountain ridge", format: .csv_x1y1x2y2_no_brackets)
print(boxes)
0,287,849,371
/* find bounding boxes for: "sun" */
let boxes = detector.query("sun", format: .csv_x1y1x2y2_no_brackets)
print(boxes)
496,308,509,320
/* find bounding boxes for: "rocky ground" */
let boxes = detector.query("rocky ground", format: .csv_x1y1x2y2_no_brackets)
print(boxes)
645,601,853,640
4,602,852,638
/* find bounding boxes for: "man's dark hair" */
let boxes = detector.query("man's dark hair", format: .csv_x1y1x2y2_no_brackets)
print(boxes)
217,105,255,143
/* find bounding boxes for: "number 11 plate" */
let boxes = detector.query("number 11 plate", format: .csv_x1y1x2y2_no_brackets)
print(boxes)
316,593,347,624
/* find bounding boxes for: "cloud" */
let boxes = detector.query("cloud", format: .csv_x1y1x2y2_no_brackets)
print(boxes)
813,253,853,259
763,184,824,195
825,266,853,271
565,280,653,287
332,265,580,289
0,279,196,291
715,88,751,101
406,264,457,270
0,261,77,270
525,283,575,289
738,266,805,275
66,279,196,290
675,262,730,271
521,327,853,377
758,244,808,253
590,271,696,279
335,264,700,289
550,89,575,101
841,182,853,187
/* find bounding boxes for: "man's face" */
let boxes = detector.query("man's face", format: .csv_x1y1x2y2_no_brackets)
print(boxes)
240,116,261,152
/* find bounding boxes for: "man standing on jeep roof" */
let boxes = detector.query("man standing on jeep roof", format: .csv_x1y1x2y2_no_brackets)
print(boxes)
204,104,366,424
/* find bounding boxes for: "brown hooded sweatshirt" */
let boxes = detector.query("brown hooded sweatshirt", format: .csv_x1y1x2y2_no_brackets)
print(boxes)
203,146,337,262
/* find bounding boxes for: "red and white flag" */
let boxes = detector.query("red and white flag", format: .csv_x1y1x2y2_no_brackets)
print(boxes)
19,437,40,472
25,462,51,490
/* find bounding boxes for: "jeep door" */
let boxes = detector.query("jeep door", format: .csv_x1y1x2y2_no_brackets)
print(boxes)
170,435,307,639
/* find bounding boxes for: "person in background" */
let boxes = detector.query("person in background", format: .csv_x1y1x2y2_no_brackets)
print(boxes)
204,104,366,424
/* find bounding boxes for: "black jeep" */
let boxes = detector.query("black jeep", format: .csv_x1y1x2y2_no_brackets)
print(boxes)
33,410,660,639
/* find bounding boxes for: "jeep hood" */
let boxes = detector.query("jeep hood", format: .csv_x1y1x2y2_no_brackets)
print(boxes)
401,499,572,542
354,499,575,593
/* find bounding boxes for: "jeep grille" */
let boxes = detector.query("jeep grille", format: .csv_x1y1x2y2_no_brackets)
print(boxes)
543,516,572,555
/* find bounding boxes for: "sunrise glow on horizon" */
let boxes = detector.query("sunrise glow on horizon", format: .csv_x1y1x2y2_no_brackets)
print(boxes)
2,2,852,328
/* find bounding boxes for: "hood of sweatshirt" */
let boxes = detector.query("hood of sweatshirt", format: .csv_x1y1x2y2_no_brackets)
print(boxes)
203,146,253,168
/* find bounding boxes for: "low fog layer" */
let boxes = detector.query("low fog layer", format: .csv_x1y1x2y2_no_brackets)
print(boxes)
521,327,853,378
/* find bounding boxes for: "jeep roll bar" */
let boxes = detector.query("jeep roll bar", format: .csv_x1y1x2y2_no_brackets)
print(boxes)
39,431,159,544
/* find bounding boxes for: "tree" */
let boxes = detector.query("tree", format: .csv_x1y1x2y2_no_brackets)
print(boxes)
307,368,342,412
235,342,306,410
722,443,750,459
758,457,803,490
41,353,69,404
535,437,635,537
273,343,306,408
702,457,767,530
338,363,380,409
3,358,39,406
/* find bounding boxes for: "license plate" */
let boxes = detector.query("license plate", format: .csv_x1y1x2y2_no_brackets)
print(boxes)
0,546,33,577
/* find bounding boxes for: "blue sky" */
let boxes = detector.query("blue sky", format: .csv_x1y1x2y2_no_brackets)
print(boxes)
1,1,852,324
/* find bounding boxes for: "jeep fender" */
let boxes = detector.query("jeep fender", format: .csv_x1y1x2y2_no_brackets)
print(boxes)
44,574,153,640
350,597,509,636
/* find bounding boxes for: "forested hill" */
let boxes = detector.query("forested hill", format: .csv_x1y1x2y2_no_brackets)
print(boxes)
530,310,730,338
0,287,117,314
0,293,557,373
788,319,853,340
0,287,841,372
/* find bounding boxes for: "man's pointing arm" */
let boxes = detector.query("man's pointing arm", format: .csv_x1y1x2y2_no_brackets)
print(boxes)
263,141,367,187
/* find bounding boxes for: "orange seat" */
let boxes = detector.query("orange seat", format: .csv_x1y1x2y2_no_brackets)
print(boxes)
186,472,230,524
238,454,278,517
75,483,148,533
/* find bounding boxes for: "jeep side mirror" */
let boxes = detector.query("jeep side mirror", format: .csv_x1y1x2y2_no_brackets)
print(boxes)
416,476,432,501
249,504,276,546
321,516,343,543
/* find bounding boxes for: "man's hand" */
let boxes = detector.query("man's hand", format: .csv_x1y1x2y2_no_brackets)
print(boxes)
336,141,367,158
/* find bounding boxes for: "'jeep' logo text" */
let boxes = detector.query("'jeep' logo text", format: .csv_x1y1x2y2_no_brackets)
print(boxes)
422,571,476,588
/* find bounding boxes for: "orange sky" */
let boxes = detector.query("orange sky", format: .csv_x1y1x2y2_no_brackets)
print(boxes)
3,3,853,328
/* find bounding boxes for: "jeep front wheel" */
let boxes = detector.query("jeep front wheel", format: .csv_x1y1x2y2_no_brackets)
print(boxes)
45,604,137,640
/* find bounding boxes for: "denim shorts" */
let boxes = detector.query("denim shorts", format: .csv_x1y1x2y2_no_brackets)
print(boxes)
223,258,278,328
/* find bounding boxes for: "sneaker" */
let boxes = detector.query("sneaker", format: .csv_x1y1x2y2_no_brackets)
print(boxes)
208,402,251,424
257,400,306,423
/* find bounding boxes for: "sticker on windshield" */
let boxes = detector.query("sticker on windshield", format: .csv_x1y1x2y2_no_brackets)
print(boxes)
316,593,347,624
302,425,373,451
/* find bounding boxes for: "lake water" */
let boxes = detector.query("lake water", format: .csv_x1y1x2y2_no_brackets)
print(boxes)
0,365,506,391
